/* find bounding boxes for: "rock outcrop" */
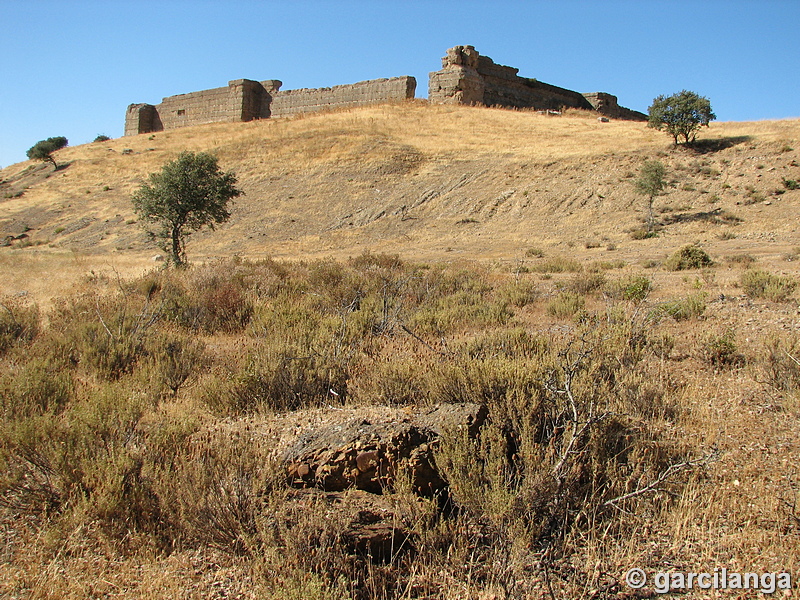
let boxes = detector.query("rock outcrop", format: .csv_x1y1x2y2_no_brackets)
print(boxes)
283,402,488,497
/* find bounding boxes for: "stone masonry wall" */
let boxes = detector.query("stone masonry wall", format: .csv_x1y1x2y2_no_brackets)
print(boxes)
125,76,415,135
270,77,416,117
124,104,161,136
156,84,232,131
428,45,646,120
124,46,645,136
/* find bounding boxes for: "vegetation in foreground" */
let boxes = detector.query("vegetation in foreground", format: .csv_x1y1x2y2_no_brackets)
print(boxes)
1,254,799,599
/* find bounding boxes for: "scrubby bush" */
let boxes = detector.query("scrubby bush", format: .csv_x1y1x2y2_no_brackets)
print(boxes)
567,272,605,295
527,256,581,273
605,275,653,303
210,341,348,414
740,268,797,302
524,247,545,258
629,228,658,240
0,299,39,354
495,280,538,308
1,358,73,418
700,329,745,368
664,245,713,270
409,290,512,336
0,256,702,597
759,334,800,393
660,293,707,320
547,292,585,318
141,330,206,399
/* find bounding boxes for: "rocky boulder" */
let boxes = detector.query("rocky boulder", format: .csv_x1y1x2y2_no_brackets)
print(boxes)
283,402,488,498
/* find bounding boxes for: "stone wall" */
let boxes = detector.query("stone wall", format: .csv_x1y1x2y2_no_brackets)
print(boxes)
582,92,646,121
124,104,161,136
270,77,416,117
124,46,645,136
125,76,415,136
428,45,646,120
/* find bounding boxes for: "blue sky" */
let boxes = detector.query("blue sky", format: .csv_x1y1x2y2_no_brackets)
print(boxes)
1,0,798,168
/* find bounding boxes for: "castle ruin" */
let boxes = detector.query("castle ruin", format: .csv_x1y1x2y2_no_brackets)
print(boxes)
125,77,416,136
124,45,644,136
429,45,646,120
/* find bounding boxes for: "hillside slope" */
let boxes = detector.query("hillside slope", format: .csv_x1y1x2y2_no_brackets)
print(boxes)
3,101,800,598
1,101,799,298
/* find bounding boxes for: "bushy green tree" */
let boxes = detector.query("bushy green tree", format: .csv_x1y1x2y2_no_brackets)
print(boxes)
648,90,716,145
132,151,242,266
635,160,668,231
26,136,68,170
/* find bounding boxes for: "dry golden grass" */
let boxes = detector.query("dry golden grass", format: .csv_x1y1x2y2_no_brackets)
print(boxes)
0,252,800,598
2,101,798,309
2,101,800,598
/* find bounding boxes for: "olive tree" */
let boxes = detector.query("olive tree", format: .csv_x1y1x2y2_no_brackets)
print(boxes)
635,160,667,232
648,90,716,145
132,151,242,266
26,136,68,170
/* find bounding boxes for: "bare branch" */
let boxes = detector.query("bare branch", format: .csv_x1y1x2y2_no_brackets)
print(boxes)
603,451,717,509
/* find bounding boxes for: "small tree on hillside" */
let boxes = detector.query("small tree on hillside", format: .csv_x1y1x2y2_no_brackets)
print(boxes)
635,160,667,232
132,151,242,266
26,136,68,170
648,90,716,145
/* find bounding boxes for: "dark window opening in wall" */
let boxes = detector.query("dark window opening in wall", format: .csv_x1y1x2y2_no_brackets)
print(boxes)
177,109,186,116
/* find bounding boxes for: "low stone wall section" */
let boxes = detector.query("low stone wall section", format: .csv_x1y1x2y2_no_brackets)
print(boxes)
270,76,416,117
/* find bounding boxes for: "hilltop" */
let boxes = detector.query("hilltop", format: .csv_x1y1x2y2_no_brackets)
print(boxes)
1,101,799,301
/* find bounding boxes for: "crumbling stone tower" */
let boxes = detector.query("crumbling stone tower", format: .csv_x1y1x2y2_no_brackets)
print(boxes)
429,45,646,120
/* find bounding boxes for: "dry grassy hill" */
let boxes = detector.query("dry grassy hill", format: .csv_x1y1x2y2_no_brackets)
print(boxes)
3,102,800,599
2,101,799,302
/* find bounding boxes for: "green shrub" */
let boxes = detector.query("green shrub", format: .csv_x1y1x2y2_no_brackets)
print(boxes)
700,329,745,368
660,293,707,320
664,245,713,271
606,275,653,303
726,254,756,267
213,342,348,414
740,269,797,302
782,178,799,190
141,330,206,399
588,259,626,271
1,358,73,418
524,247,545,258
495,281,538,308
351,356,429,406
409,290,512,336
0,382,156,530
547,292,585,318
629,228,658,240
567,272,605,295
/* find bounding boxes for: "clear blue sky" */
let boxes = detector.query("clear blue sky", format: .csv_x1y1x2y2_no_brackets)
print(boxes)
1,0,798,168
